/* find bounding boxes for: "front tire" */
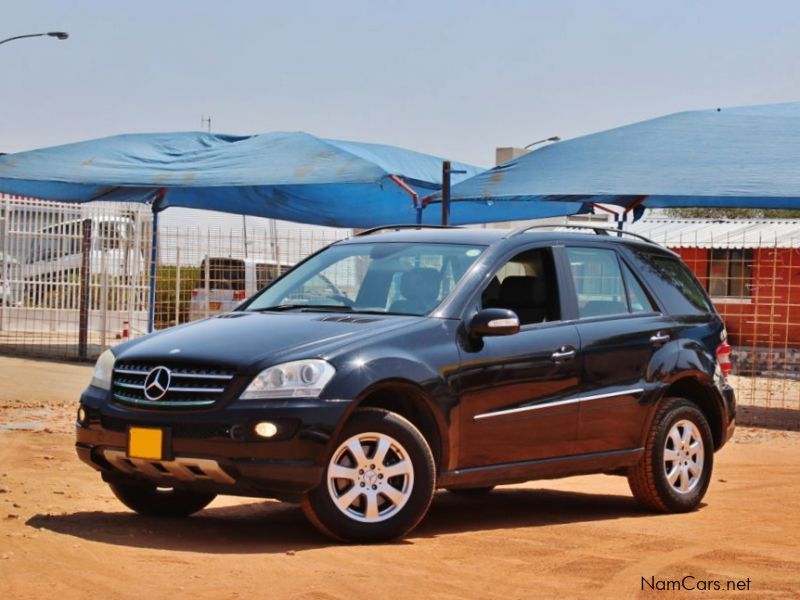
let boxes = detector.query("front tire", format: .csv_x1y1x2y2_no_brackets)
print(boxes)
109,481,216,517
302,409,436,543
628,397,714,512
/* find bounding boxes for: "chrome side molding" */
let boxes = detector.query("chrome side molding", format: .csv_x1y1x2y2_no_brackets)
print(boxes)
473,388,645,421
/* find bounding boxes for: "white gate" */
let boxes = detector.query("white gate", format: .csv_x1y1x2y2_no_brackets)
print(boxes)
0,196,348,360
0,196,151,359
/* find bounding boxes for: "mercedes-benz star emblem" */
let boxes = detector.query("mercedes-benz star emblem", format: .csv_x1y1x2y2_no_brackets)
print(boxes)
143,366,172,401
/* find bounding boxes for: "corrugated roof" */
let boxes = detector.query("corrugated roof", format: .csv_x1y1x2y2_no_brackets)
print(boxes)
626,218,800,248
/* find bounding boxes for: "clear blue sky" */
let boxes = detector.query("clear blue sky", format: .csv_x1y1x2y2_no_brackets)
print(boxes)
3,0,799,166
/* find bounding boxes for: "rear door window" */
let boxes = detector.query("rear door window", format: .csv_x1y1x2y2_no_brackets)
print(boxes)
566,247,628,318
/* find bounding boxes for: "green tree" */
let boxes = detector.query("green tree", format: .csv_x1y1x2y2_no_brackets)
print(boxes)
666,208,800,219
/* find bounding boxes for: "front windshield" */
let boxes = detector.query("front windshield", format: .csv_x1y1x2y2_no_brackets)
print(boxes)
246,242,486,316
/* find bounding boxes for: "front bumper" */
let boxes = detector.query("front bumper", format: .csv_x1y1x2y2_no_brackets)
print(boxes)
76,385,350,502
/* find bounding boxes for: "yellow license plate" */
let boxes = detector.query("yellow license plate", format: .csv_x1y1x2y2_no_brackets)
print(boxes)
209,301,222,310
128,427,164,460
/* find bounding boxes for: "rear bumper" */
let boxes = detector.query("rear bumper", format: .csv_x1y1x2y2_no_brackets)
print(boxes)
76,385,350,502
720,381,737,446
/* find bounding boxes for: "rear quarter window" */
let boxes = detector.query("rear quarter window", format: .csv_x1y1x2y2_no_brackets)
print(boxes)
636,251,713,315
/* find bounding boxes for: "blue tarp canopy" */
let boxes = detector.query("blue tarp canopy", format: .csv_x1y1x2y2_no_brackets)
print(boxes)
438,101,800,214
0,131,582,226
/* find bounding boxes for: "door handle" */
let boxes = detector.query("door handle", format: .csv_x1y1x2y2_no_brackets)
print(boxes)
650,331,670,345
551,346,576,362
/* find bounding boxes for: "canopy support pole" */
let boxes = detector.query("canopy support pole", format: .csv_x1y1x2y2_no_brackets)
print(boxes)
589,196,649,235
441,161,467,226
389,175,422,224
147,188,167,333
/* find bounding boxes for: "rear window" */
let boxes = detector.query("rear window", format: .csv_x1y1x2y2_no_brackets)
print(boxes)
256,263,291,290
637,252,713,315
200,258,245,291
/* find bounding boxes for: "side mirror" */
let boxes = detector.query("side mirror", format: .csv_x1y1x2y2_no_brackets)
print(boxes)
468,308,520,338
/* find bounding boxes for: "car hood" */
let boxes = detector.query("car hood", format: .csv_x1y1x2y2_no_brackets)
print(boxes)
114,311,418,371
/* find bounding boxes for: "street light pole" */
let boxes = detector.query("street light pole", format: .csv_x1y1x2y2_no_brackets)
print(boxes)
0,32,69,46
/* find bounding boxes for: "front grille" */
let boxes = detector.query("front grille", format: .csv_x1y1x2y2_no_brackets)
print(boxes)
99,415,230,438
112,362,235,410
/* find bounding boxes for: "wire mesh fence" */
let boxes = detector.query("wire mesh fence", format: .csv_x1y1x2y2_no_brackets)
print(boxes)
153,223,346,329
0,196,348,360
1,199,798,427
629,219,800,428
1,197,151,359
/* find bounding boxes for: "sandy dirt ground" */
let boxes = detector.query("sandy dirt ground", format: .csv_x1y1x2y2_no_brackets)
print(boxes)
0,356,798,600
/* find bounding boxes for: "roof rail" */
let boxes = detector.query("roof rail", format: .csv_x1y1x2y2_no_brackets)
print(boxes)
354,224,460,237
505,223,657,245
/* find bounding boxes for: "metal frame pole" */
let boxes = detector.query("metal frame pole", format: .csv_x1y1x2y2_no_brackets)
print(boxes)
388,175,422,225
441,161,466,226
147,208,158,333
442,161,451,226
78,218,92,359
146,189,166,333
174,246,181,327
0,202,9,331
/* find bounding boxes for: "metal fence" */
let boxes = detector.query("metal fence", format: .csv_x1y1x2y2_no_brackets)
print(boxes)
628,219,800,428
0,196,348,360
1,199,798,427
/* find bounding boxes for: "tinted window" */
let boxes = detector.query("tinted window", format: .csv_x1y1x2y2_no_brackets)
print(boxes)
200,258,245,291
30,221,81,263
481,248,560,325
566,247,627,318
638,252,713,315
97,221,124,250
621,262,656,313
256,264,292,290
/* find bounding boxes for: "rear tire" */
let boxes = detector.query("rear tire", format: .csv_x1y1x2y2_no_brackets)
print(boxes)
628,397,714,512
302,408,436,543
109,481,216,517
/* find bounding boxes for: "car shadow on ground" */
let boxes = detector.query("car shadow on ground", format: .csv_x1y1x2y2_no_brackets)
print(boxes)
27,487,661,554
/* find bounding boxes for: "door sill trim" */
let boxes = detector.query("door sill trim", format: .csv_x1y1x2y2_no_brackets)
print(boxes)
439,447,644,488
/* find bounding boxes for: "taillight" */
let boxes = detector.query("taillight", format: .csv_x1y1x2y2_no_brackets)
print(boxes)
233,290,246,301
716,341,732,378
191,289,199,297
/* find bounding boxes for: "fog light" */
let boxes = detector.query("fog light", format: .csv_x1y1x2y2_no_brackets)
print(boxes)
77,407,87,424
254,421,278,438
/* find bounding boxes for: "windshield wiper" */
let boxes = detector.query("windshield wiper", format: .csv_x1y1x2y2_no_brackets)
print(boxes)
249,304,353,312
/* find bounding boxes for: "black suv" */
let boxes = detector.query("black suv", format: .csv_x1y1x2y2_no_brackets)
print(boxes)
76,225,736,542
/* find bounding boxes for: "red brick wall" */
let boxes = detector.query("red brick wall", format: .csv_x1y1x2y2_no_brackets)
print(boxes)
671,247,800,348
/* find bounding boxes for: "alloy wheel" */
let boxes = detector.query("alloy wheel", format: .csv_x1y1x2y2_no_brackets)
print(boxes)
326,431,415,523
663,419,704,494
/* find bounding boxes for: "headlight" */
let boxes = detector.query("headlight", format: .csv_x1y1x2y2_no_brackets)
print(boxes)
240,359,335,400
91,349,115,390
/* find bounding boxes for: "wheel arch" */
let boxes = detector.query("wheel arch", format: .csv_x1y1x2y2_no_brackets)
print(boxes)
344,379,448,474
658,376,726,450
